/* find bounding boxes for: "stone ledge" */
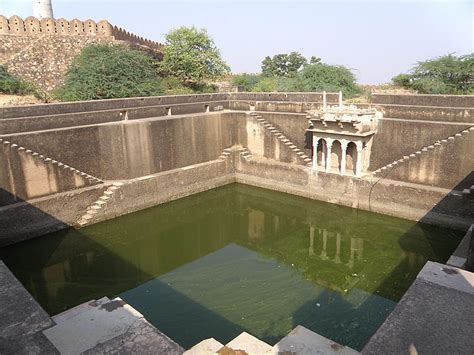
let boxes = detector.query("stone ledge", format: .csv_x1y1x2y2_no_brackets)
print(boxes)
0,261,57,353
362,261,474,355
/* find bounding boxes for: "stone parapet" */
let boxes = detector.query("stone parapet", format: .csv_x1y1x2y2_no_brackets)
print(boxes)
0,15,162,50
372,93,474,108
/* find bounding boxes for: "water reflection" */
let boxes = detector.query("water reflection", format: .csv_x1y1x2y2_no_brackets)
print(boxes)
308,226,364,269
0,184,462,350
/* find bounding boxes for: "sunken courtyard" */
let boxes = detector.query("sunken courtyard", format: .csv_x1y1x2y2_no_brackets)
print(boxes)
0,92,474,354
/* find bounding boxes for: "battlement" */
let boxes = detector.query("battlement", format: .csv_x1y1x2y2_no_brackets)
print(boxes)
0,15,162,50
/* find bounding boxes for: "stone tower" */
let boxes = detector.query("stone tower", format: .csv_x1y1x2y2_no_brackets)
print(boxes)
33,0,54,19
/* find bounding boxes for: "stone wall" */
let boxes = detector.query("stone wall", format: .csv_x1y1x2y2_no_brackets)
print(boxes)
0,15,163,90
0,92,473,246
2,35,115,91
372,94,474,108
0,93,229,119
0,16,162,49
3,112,239,180
0,136,101,204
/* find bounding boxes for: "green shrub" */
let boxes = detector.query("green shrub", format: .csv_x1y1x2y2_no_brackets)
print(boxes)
233,63,360,98
231,74,264,92
55,44,164,101
0,65,35,95
392,54,474,94
252,77,279,92
291,63,361,98
160,77,195,95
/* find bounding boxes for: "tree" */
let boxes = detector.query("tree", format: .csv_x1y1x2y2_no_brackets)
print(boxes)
56,44,164,101
159,27,230,87
231,73,264,92
289,63,361,98
392,54,474,94
261,52,307,77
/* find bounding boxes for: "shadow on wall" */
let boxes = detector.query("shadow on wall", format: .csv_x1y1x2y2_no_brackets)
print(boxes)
0,188,70,246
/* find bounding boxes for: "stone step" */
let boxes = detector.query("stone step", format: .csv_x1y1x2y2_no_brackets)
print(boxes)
52,297,110,325
44,297,184,355
267,325,359,355
226,332,272,355
184,338,224,355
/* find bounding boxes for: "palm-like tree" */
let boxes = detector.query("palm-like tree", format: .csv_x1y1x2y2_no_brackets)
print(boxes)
33,0,54,19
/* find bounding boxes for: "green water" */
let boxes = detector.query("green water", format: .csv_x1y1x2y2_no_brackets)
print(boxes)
0,184,462,350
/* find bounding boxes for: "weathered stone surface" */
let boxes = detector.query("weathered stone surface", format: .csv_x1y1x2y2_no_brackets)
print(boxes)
83,318,184,355
363,262,474,355
0,261,57,354
184,338,224,354
0,16,163,91
225,331,272,354
372,93,474,108
44,297,183,355
269,325,359,355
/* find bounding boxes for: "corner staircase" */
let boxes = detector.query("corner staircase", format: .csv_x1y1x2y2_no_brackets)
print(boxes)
184,326,359,355
0,138,103,187
248,112,312,167
372,127,474,194
74,182,123,227
461,184,474,199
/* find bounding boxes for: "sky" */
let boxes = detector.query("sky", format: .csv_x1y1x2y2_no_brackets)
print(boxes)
1,0,472,84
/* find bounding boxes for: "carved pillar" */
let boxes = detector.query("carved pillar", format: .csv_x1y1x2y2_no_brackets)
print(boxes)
320,141,325,169
325,138,333,173
340,140,348,175
312,134,318,170
355,141,363,177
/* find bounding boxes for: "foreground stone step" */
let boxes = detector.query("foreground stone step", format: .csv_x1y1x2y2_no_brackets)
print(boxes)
267,325,359,355
43,297,183,355
226,331,272,354
52,297,110,325
184,338,224,354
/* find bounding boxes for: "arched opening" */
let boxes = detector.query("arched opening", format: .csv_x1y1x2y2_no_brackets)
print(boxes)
331,140,342,173
316,138,327,169
346,142,357,175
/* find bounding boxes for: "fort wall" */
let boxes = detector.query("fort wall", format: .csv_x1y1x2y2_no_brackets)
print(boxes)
0,15,163,90
0,16,161,49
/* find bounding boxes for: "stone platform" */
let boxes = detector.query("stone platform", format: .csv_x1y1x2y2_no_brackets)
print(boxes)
363,261,474,354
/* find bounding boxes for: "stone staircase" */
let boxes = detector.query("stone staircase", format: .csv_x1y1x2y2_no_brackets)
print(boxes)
371,127,474,194
42,297,183,355
239,146,253,162
74,182,123,227
248,112,312,167
0,138,102,187
218,147,234,161
184,326,359,355
461,184,474,199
